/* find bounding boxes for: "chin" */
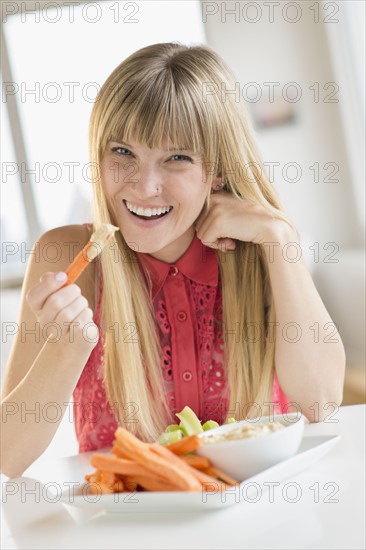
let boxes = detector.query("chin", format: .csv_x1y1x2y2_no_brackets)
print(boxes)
123,235,165,255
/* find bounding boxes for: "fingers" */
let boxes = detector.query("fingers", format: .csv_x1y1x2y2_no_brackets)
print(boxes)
26,272,69,312
205,237,236,251
26,271,93,326
70,307,98,343
25,271,98,348
53,295,91,327
74,306,95,326
195,219,236,252
194,201,220,244
217,237,236,251
194,214,210,243
195,200,236,252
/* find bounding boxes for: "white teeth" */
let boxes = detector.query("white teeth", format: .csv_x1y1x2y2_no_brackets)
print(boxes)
125,201,172,217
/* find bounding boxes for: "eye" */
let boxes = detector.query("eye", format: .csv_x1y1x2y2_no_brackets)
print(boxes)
111,147,131,156
170,155,192,162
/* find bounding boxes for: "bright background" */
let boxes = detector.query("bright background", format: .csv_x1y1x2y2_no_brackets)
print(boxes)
1,0,365,464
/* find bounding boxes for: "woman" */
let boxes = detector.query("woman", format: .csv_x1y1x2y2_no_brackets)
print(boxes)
1,42,345,478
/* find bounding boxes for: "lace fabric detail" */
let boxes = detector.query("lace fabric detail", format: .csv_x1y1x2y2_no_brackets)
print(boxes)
151,277,229,427
156,299,171,336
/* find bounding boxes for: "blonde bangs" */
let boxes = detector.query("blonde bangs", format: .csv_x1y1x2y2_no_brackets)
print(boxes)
99,64,218,171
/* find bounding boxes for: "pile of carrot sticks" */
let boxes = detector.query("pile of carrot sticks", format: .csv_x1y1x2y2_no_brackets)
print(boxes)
85,427,238,493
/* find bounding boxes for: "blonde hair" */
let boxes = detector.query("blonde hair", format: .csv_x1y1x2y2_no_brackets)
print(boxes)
88,42,297,442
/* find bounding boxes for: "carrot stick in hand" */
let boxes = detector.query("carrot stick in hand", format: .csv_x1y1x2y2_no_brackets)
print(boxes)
65,223,119,285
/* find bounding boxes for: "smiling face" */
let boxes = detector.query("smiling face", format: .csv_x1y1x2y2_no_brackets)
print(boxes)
100,137,214,263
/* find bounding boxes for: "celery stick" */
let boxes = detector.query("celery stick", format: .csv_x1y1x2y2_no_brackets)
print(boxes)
166,429,183,443
202,420,219,431
157,429,183,445
156,432,171,445
175,406,204,436
165,424,181,432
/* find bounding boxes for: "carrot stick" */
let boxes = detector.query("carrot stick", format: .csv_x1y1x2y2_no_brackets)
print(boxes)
111,444,132,460
64,223,119,285
100,470,117,486
194,469,234,491
205,467,239,487
90,453,148,477
122,478,138,492
65,247,91,284
114,430,200,491
86,430,237,495
113,478,125,492
85,471,101,483
85,480,115,495
165,435,201,455
150,443,203,476
150,444,231,492
114,427,201,491
128,475,180,492
85,469,126,494
181,455,211,470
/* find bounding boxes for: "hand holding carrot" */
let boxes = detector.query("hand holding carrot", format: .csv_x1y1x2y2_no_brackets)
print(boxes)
26,272,98,348
26,224,119,348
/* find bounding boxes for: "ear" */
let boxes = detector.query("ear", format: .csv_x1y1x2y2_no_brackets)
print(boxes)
211,173,224,191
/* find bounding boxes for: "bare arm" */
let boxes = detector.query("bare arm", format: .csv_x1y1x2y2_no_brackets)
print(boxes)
264,225,346,422
1,338,95,477
0,225,98,477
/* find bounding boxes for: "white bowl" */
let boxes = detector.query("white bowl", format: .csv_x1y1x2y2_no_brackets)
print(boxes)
196,413,305,482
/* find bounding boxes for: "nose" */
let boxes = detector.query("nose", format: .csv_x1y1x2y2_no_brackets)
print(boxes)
129,165,161,199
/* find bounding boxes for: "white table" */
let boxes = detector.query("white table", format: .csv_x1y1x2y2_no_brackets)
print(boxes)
1,405,365,550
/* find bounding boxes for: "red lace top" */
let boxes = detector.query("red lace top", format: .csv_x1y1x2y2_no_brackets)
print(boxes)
72,231,290,453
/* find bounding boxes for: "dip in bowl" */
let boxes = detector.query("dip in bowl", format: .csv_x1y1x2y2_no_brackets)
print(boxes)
196,412,305,482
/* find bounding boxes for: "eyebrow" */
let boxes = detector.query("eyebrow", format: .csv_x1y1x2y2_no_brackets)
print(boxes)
110,140,197,154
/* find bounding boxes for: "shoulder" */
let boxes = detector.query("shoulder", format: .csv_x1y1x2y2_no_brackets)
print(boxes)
38,224,92,249
35,224,93,267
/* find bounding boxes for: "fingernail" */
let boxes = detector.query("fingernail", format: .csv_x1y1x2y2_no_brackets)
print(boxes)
55,272,67,282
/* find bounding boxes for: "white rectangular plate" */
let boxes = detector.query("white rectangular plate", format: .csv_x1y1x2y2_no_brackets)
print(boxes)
60,434,341,514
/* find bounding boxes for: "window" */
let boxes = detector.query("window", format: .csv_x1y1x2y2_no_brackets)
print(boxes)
1,0,206,284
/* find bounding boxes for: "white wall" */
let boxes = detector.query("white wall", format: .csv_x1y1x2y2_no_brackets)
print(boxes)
202,1,361,247
202,1,365,367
